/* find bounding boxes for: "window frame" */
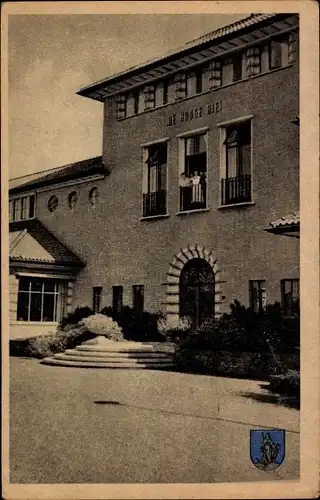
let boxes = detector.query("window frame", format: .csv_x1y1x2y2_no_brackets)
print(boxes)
9,194,36,222
112,285,123,315
178,128,209,213
281,279,300,316
132,284,144,315
141,138,169,218
17,277,61,322
249,280,266,313
92,286,102,314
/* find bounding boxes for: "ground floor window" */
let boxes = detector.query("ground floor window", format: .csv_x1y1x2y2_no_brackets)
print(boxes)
133,285,144,315
112,286,123,315
249,280,266,313
17,277,61,322
281,279,299,315
92,286,102,313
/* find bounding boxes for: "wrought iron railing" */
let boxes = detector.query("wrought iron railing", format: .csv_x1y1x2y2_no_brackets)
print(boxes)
143,190,167,217
180,185,207,212
221,174,251,205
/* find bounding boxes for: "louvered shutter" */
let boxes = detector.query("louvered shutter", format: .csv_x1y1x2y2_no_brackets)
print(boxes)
144,84,156,110
116,94,126,119
288,32,297,63
246,46,261,77
175,73,187,100
209,59,222,88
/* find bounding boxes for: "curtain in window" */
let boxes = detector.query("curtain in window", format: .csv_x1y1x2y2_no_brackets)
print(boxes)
175,72,187,100
209,59,222,88
269,40,282,69
246,46,261,77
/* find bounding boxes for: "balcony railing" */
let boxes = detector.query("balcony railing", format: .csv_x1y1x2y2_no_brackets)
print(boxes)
180,184,207,212
221,174,251,206
143,190,166,217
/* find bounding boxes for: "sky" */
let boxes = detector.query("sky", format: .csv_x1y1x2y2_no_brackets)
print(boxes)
8,13,246,179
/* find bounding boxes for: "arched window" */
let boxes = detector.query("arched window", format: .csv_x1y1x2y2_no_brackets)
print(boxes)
179,258,215,328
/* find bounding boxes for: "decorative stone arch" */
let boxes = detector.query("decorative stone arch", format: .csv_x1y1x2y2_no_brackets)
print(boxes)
163,244,222,325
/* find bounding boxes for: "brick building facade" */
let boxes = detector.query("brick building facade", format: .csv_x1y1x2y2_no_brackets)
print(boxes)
9,14,300,339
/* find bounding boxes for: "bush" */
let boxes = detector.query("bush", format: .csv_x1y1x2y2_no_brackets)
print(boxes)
59,306,93,330
79,314,124,341
179,300,300,354
23,324,96,359
100,306,165,342
268,369,300,396
157,315,192,343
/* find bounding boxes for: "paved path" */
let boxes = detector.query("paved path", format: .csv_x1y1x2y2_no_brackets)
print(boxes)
9,357,299,483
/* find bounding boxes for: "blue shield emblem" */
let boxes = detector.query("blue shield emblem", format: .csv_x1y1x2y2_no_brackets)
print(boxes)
250,430,285,470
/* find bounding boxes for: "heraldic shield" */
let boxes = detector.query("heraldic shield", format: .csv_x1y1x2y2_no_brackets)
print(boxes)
250,430,285,470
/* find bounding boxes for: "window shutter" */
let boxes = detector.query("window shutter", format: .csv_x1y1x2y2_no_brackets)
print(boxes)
116,94,126,119
246,46,261,77
175,72,187,100
209,59,222,88
144,84,156,110
288,32,297,63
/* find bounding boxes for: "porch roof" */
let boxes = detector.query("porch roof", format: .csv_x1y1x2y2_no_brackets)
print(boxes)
9,219,85,268
265,211,300,236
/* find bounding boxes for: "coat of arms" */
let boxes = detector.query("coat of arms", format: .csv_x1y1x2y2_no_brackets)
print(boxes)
250,430,285,470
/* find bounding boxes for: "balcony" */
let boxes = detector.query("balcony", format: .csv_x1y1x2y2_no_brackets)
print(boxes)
180,185,207,212
221,174,252,206
143,190,166,217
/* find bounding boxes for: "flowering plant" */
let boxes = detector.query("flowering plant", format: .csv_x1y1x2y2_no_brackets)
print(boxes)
79,314,124,341
157,315,192,341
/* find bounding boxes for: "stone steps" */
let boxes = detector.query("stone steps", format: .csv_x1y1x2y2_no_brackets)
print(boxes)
41,338,176,370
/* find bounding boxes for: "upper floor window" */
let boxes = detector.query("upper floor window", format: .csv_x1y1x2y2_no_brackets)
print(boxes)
116,94,127,119
68,191,78,210
48,195,59,213
222,52,246,85
9,194,35,222
281,279,299,316
162,80,169,105
175,72,187,100
249,280,266,313
220,120,252,206
179,133,208,212
186,68,203,96
144,84,156,110
89,187,99,206
142,142,167,217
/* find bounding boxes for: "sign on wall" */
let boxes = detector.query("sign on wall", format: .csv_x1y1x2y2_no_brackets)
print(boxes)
167,101,222,126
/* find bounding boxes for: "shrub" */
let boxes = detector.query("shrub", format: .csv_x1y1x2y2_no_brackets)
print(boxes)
24,324,95,359
79,314,124,341
59,306,93,330
267,369,300,396
100,306,165,342
157,315,192,342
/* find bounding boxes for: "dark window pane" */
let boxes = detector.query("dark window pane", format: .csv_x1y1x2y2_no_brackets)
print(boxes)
93,287,102,314
29,195,35,218
31,279,43,292
17,293,29,321
43,280,56,293
42,294,55,321
29,293,42,321
133,285,144,315
112,286,123,315
19,278,31,292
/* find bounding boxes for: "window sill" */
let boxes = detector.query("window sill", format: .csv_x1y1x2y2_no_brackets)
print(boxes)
11,321,59,325
140,214,170,221
218,201,255,210
9,216,36,224
176,207,210,216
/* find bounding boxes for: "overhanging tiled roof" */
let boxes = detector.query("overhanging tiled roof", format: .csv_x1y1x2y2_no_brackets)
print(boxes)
266,211,300,235
10,156,107,194
77,13,285,100
9,219,85,267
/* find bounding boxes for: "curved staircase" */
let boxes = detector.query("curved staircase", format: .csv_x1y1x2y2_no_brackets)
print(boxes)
41,337,176,370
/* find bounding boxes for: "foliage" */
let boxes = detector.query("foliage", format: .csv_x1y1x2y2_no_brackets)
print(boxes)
59,306,93,330
268,369,300,396
157,315,192,342
79,314,124,341
100,306,165,342
179,300,300,354
22,325,95,359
